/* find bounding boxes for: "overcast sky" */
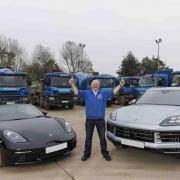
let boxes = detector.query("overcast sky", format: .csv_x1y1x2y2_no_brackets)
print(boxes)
0,0,180,75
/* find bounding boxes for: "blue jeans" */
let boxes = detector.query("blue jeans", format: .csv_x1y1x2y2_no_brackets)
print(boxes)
85,119,107,155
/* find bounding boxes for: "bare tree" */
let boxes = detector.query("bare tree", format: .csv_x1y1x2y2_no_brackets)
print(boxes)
61,41,94,73
0,35,25,71
31,44,56,79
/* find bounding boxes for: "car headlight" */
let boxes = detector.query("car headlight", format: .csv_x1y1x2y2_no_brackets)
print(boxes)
3,130,27,143
109,111,117,121
160,116,180,126
65,121,72,133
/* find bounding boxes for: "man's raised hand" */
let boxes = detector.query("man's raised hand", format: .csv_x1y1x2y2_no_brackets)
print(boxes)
120,79,125,87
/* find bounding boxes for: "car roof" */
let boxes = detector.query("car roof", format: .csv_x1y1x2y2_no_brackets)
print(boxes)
148,87,180,91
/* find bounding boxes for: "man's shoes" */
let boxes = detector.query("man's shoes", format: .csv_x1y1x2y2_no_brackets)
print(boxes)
81,153,90,161
102,151,111,161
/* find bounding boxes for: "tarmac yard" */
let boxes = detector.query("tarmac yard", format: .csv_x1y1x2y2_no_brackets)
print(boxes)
1,105,180,180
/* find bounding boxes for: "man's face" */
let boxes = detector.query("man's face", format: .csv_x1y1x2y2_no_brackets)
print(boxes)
91,80,100,92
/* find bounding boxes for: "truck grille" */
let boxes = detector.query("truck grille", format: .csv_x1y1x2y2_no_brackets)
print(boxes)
107,123,154,143
55,93,73,100
160,132,180,142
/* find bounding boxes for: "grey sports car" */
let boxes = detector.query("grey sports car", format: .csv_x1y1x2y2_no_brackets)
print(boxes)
0,104,76,166
107,87,180,155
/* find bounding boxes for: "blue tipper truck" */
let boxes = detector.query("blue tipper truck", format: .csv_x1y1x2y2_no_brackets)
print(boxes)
75,73,119,106
30,72,74,110
0,68,30,104
136,69,173,95
116,76,139,105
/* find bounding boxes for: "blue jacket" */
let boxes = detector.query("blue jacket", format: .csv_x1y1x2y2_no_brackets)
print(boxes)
79,89,113,120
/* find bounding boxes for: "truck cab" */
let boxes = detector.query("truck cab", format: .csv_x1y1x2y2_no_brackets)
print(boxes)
117,76,139,105
0,68,30,104
136,70,173,95
30,72,74,109
171,71,180,87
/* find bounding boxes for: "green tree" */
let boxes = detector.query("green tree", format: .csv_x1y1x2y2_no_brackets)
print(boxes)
117,51,140,76
141,56,166,74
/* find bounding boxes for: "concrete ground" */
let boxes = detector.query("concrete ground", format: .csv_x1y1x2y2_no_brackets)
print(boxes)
1,105,180,180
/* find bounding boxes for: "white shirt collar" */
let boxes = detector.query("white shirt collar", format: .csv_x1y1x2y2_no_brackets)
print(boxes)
92,90,98,96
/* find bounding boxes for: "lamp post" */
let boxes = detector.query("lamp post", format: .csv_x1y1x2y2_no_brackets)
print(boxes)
155,38,162,72
78,43,86,72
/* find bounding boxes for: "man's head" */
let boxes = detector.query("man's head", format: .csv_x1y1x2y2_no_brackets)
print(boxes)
91,79,100,92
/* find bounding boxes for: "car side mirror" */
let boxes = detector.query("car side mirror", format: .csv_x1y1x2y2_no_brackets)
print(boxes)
129,99,136,105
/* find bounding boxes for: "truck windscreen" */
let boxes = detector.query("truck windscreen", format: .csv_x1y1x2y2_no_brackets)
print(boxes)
50,76,70,87
172,74,180,87
0,75,27,87
98,78,115,88
139,77,157,87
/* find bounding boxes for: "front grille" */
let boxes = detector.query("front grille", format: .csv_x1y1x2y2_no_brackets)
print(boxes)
107,123,114,133
107,123,154,143
14,150,41,164
54,93,73,100
160,132,180,142
160,148,180,153
10,139,76,164
116,126,154,143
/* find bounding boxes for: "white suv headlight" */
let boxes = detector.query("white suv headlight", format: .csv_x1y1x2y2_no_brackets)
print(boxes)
160,115,180,126
109,111,117,121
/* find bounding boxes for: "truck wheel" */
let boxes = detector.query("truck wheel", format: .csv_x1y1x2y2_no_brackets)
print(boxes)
0,149,6,167
44,100,50,110
31,96,35,105
68,104,74,109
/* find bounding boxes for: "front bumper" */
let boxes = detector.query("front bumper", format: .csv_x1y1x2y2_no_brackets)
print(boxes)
107,122,180,154
0,96,28,104
4,137,77,165
46,96,74,106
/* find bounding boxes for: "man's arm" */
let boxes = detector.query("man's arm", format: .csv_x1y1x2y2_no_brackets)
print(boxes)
69,79,79,95
113,79,125,94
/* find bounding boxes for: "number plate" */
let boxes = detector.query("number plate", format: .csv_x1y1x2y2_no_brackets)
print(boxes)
62,101,69,104
6,102,15,105
121,138,144,148
45,142,67,154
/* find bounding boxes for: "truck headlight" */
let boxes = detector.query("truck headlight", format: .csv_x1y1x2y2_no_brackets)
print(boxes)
3,130,27,143
65,121,72,133
160,116,180,126
109,111,117,121
49,97,55,100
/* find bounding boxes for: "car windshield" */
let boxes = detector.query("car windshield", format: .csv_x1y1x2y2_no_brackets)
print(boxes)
98,78,115,88
172,74,180,87
0,105,43,121
136,90,180,106
50,76,70,87
0,75,27,87
139,76,157,87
